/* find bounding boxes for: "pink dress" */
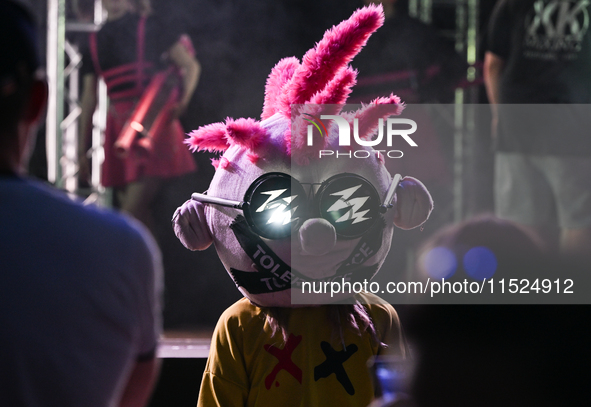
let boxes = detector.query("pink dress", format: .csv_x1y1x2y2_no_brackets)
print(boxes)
89,16,196,188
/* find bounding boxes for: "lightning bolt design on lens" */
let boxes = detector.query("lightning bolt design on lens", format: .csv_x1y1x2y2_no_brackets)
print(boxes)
327,185,371,224
256,189,299,226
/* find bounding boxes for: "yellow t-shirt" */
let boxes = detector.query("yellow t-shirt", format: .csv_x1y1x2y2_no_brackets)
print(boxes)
198,293,404,407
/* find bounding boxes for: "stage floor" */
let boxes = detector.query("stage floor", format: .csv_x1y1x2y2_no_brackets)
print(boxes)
157,329,213,359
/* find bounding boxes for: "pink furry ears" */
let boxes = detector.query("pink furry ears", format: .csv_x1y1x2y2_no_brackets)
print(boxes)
185,118,268,155
262,4,385,119
184,4,395,163
184,117,268,166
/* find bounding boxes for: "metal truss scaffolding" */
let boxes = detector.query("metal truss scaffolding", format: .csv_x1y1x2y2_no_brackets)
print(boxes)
46,0,108,204
410,0,482,221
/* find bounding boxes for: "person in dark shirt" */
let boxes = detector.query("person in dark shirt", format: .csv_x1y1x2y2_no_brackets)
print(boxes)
484,0,591,262
1,1,163,405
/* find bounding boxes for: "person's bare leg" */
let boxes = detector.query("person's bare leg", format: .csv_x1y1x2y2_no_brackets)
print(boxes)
561,227,591,264
118,177,163,234
515,223,559,254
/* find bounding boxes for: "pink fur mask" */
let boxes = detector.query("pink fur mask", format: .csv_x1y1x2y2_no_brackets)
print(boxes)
173,4,433,307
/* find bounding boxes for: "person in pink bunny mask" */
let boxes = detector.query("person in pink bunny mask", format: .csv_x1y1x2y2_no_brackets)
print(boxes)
173,5,433,406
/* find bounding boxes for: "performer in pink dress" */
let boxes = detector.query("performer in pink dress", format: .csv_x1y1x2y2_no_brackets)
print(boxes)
79,0,200,231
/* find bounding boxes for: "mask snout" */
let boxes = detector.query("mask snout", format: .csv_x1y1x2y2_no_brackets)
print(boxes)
298,218,337,256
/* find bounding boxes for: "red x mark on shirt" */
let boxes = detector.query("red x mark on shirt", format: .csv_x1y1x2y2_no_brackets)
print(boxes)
264,334,303,389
